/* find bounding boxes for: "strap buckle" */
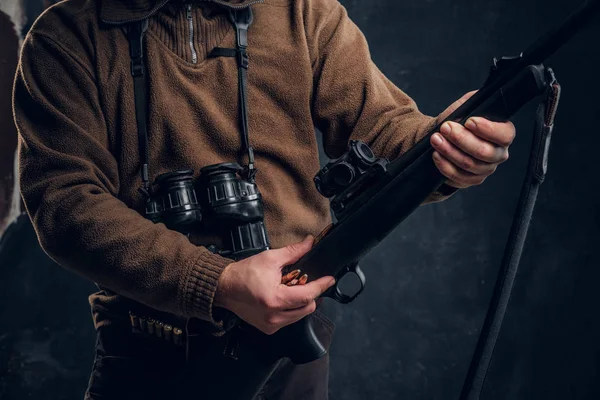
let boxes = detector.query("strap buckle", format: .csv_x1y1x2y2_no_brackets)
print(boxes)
130,58,145,77
127,19,149,77
229,8,253,48
237,49,249,69
534,68,561,182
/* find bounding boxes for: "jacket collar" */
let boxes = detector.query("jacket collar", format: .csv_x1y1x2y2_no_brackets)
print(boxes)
100,0,261,25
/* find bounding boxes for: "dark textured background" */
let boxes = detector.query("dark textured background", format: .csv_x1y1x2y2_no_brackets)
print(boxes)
1,0,599,399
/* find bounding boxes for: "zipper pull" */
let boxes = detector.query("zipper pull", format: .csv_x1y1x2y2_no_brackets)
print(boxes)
186,3,192,19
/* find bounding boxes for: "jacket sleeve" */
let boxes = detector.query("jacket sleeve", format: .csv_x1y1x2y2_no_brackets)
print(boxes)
307,0,457,202
13,32,233,324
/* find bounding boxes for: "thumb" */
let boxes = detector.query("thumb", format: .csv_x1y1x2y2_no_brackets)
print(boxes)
439,90,478,121
271,235,314,269
282,276,336,309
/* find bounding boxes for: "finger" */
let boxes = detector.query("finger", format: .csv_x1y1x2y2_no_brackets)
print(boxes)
281,269,301,285
286,279,299,287
439,90,478,121
440,122,508,164
432,151,487,188
445,179,470,189
282,300,317,321
466,117,516,147
279,276,335,309
269,236,314,270
430,133,497,175
270,301,318,329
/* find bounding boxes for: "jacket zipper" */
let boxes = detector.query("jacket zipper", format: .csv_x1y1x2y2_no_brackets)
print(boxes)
186,3,198,64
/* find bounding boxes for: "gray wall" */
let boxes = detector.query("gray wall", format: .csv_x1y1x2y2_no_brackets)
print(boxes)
1,0,599,399
0,10,20,233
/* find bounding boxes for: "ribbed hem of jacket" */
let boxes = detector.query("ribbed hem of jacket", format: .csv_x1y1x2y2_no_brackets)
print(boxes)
180,249,232,327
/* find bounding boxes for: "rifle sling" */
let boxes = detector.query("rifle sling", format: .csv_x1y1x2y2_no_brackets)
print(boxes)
459,68,561,400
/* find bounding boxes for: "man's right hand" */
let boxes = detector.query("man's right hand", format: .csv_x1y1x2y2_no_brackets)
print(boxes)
214,236,335,335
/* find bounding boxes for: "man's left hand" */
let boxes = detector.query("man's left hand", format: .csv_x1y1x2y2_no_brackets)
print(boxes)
430,92,516,189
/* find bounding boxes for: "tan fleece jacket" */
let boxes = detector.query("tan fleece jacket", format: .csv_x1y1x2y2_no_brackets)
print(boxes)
13,0,451,330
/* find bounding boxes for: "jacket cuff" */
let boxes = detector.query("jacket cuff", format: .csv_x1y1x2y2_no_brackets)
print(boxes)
180,249,233,327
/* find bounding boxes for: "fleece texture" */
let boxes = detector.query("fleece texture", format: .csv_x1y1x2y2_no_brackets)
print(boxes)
13,0,451,330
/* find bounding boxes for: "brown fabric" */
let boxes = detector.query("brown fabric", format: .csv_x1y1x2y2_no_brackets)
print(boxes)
13,0,451,331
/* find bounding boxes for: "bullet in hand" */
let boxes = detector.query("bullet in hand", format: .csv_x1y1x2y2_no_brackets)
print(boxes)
281,269,301,285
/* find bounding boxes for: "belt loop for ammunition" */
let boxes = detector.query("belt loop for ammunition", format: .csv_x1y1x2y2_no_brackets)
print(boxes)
164,324,173,343
139,316,148,332
129,312,139,329
173,327,183,346
155,321,164,338
147,318,156,335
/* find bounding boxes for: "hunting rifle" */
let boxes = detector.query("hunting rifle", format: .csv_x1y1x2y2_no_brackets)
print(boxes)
184,0,600,398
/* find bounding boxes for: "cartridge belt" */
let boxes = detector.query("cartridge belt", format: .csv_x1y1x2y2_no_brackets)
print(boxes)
125,302,226,348
91,285,228,349
128,310,187,347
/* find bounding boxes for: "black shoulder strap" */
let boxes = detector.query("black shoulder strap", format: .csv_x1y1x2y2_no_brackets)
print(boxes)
210,8,256,182
459,68,561,400
126,19,151,196
126,8,257,190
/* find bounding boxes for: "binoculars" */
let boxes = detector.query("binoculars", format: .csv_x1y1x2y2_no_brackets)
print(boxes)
144,162,270,260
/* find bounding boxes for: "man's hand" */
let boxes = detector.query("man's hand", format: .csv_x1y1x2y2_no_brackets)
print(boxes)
430,91,516,189
214,236,335,335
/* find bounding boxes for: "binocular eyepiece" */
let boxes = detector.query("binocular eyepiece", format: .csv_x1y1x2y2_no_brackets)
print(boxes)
145,169,201,230
145,162,270,260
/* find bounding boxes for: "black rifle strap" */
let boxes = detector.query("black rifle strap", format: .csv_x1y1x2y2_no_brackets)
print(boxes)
459,69,561,400
209,7,256,182
126,19,151,197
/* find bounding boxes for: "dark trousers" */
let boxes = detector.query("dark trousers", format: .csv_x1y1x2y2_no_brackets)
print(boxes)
84,312,334,400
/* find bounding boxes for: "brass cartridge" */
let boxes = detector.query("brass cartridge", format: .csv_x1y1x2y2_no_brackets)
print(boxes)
147,318,155,335
298,274,308,285
173,328,183,346
155,321,164,338
163,324,173,342
129,312,139,329
139,316,147,332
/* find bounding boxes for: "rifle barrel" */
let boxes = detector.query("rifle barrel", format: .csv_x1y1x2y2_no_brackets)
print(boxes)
523,0,600,66
453,0,600,123
388,0,600,177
